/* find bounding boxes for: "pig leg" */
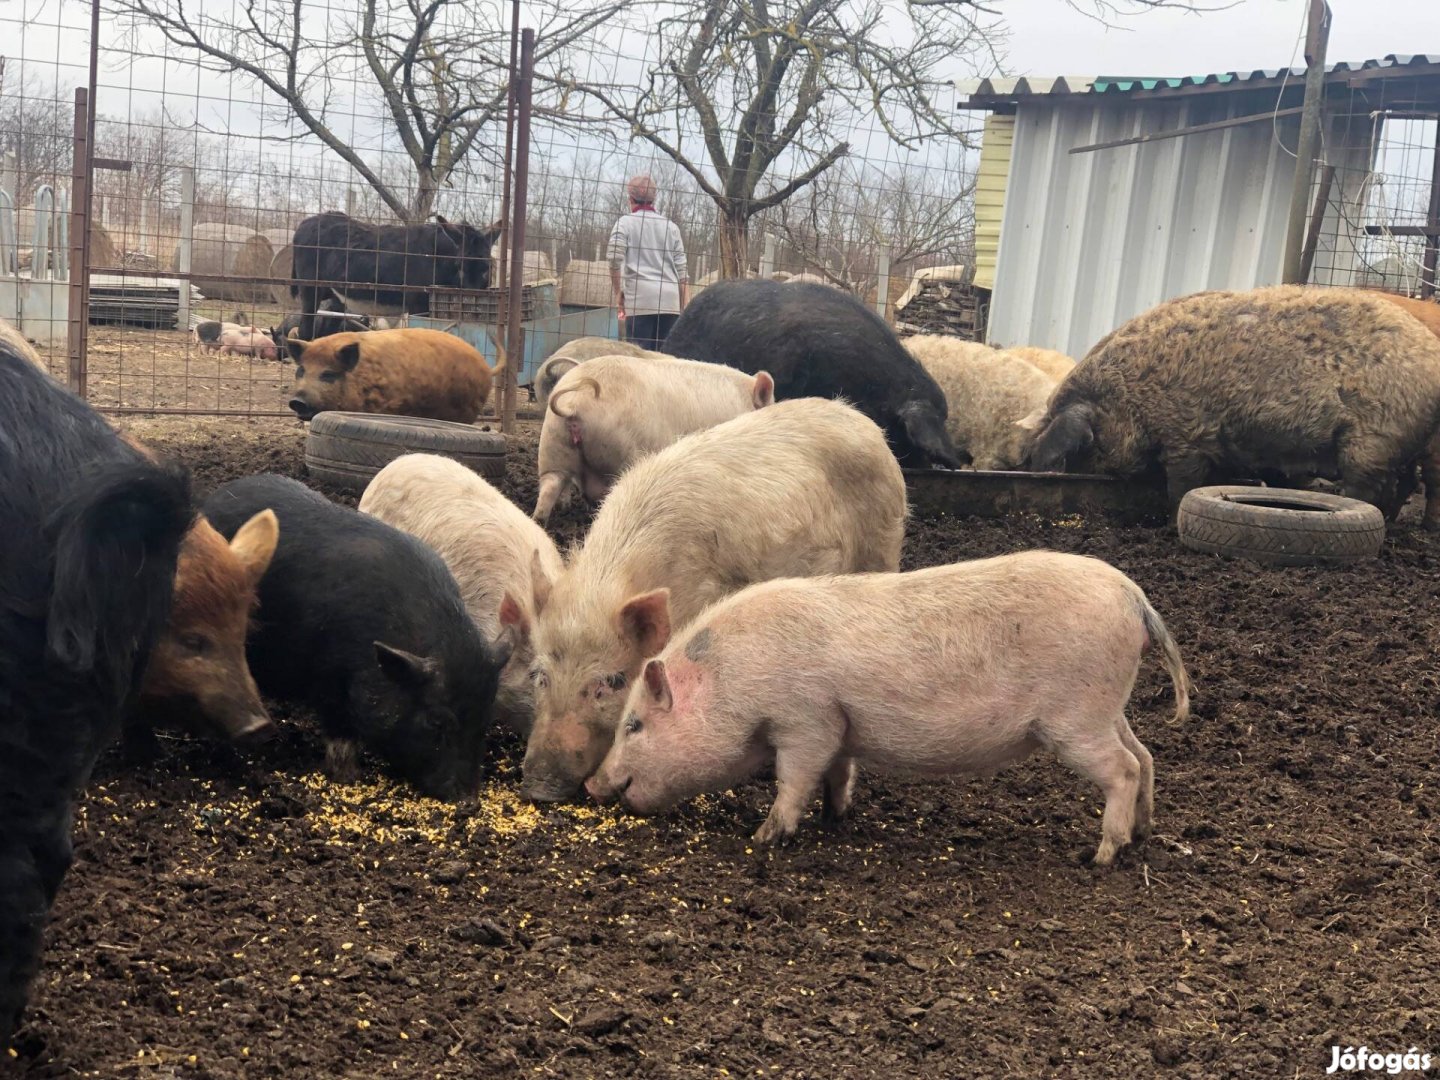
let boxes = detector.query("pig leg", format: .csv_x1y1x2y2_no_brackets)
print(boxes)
325,737,361,783
754,717,844,845
534,423,584,524
1161,452,1214,513
1114,716,1154,841
1052,718,1141,865
581,468,612,505
820,756,857,824
1421,431,1440,531
533,473,568,526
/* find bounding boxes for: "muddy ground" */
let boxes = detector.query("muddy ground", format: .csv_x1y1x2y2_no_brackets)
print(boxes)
7,416,1439,1079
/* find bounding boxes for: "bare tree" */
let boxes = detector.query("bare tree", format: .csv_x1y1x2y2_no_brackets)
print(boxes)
0,65,71,203
768,158,976,292
108,0,624,222
561,0,993,277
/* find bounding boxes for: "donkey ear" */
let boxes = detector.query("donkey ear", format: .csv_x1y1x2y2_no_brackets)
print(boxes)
1027,402,1095,471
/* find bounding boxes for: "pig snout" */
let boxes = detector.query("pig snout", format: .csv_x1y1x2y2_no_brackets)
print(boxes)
288,397,318,420
520,770,582,804
584,771,629,804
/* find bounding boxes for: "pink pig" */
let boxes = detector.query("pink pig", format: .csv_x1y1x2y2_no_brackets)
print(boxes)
587,551,1190,865
219,325,279,361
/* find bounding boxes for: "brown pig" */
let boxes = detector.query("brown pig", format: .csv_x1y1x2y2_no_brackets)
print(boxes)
285,328,497,422
135,511,279,742
116,427,279,742
514,398,907,803
588,551,1189,865
533,354,775,524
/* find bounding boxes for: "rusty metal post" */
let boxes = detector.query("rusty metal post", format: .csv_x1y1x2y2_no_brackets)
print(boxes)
492,0,521,393
502,29,534,434
67,88,91,395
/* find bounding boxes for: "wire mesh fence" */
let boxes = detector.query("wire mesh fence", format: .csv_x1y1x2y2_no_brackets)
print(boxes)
5,3,1434,419
1,0,983,417
1305,75,1440,297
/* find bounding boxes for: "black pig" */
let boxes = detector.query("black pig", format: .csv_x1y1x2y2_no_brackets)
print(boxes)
1,330,191,1044
200,475,509,799
663,279,966,469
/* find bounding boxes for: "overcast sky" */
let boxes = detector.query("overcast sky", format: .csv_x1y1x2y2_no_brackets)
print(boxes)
986,0,1439,81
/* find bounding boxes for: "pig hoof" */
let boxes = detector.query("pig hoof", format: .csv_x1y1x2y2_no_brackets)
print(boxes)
753,818,795,846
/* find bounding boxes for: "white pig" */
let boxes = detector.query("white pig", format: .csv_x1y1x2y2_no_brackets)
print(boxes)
512,397,908,803
588,551,1189,865
533,337,662,409
532,354,776,525
358,453,563,737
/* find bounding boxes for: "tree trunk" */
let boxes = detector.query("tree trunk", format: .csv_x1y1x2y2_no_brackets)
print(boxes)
717,202,750,279
411,166,440,223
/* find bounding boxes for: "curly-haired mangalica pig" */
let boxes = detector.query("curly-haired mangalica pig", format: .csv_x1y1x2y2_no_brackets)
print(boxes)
588,551,1189,864
1022,286,1440,523
533,354,775,524
533,337,661,408
360,454,564,737
905,340,1057,469
1005,345,1076,383
285,328,496,422
515,398,907,803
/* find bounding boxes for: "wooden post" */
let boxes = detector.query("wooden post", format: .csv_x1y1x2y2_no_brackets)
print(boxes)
1297,163,1336,286
875,247,891,319
1281,0,1331,285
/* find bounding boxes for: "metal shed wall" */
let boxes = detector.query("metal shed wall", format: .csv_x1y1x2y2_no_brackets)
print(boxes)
973,114,1014,290
985,94,1378,358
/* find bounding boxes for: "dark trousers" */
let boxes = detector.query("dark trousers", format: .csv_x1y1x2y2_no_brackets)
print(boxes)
624,312,680,351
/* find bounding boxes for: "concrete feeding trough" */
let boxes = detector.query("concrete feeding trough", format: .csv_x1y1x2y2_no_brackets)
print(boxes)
904,468,1169,523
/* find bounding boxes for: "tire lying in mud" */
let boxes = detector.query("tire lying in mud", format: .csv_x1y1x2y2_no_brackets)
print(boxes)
1177,486,1385,567
304,412,506,493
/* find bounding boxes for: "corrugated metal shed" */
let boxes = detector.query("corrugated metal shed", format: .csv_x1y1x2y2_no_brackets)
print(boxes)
953,55,1440,358
957,55,1440,103
973,114,1013,290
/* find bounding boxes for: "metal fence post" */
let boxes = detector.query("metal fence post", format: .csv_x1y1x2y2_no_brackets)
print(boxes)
67,88,91,396
502,27,535,434
178,166,195,329
875,246,891,319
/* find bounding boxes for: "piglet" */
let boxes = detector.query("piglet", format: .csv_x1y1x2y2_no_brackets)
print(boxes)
220,325,279,360
201,475,511,799
588,551,1190,865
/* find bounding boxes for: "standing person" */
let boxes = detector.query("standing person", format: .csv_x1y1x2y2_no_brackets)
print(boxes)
608,175,689,351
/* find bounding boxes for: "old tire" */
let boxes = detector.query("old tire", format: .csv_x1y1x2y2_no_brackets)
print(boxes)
305,412,506,493
1177,486,1385,567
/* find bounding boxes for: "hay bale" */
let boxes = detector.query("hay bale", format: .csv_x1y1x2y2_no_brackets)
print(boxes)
523,250,555,285
89,222,118,271
174,222,269,302
560,258,613,308
268,243,294,308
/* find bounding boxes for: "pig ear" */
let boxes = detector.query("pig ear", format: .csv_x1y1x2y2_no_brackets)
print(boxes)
490,624,517,669
285,336,307,362
336,342,362,372
752,370,775,409
642,659,673,711
229,509,280,586
618,588,671,657
498,591,529,639
529,550,553,614
1013,408,1047,433
374,641,439,687
1026,402,1095,471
